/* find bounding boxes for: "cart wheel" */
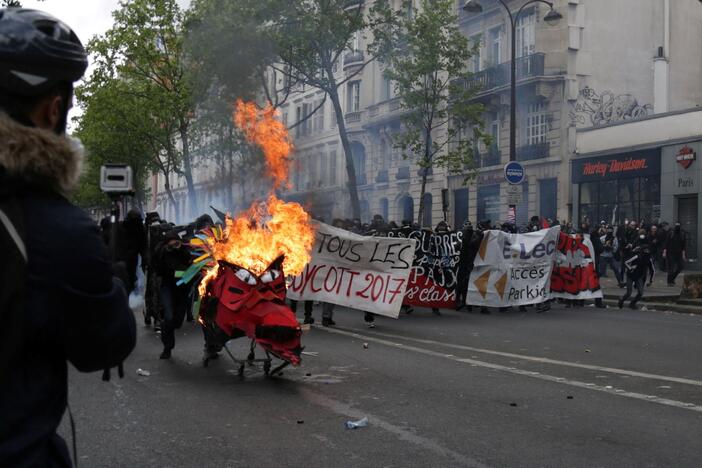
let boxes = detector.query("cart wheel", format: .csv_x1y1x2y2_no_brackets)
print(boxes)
238,363,245,377
263,361,271,376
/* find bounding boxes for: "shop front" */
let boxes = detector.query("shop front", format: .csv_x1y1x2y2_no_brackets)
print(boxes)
661,141,702,264
572,149,661,226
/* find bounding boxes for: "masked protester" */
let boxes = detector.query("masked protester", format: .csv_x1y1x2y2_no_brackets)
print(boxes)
619,229,652,309
0,9,136,467
663,222,687,286
599,227,622,283
154,230,191,359
115,209,147,294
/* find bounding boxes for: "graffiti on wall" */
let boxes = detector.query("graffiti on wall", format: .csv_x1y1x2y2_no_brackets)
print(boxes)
570,86,653,127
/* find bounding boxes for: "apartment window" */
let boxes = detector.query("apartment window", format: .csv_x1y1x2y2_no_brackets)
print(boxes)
516,9,536,58
469,34,483,72
302,102,312,136
490,119,500,148
381,75,392,101
379,140,390,170
352,31,361,52
308,154,317,188
488,27,502,66
526,102,547,145
347,81,361,112
314,100,325,131
295,105,302,137
329,149,337,184
320,152,328,186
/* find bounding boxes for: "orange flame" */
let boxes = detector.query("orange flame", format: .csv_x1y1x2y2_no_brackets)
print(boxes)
198,100,314,294
211,195,314,276
233,100,292,189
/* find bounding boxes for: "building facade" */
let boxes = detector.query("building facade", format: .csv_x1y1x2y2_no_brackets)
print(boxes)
149,0,702,234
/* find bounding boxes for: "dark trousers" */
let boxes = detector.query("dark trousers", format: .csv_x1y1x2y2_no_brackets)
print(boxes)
621,275,645,307
667,254,684,285
290,300,313,318
599,256,622,283
159,283,188,350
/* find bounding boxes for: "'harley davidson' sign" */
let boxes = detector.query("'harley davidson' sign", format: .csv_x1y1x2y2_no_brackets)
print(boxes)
676,146,696,170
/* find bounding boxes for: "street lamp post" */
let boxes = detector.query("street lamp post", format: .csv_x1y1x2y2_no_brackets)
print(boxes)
464,0,562,221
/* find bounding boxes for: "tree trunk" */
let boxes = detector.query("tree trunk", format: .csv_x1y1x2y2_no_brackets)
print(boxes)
163,177,177,215
417,130,433,226
329,86,361,220
179,123,198,219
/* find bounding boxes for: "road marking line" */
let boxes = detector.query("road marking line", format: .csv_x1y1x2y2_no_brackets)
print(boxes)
335,327,702,387
299,388,489,468
317,327,702,414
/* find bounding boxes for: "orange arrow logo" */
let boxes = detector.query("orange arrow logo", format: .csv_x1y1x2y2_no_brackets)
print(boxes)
474,269,491,299
478,232,489,261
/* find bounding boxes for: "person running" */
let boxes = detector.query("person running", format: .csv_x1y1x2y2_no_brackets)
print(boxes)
663,222,687,286
619,229,651,309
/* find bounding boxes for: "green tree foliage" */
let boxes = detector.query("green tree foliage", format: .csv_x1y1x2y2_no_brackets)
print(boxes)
371,0,486,225
73,73,178,211
256,0,382,220
87,0,200,217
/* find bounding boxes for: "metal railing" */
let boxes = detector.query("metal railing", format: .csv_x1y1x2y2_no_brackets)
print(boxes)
477,144,502,167
516,141,550,161
460,53,545,93
345,111,362,124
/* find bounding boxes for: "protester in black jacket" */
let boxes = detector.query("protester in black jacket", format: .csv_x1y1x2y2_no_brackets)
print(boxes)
115,209,147,294
154,230,192,359
0,10,136,466
663,222,687,286
619,229,651,309
455,221,474,310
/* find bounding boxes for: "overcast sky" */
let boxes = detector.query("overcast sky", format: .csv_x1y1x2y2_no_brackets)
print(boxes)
20,0,191,127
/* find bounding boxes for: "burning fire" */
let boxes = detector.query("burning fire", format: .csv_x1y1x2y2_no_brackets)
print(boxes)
197,100,315,295
233,100,291,189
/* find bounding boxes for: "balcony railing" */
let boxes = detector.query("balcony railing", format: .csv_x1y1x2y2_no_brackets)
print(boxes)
345,111,362,124
477,144,501,167
417,167,433,177
343,0,363,10
344,50,364,67
516,141,550,161
396,166,410,180
459,53,545,93
376,169,389,184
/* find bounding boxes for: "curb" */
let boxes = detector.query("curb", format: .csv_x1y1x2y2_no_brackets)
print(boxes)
601,299,702,316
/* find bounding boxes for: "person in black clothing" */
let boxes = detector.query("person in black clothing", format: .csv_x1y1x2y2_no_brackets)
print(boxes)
0,9,136,467
589,226,606,308
154,230,192,359
663,222,687,286
116,209,147,294
455,220,474,310
619,228,651,309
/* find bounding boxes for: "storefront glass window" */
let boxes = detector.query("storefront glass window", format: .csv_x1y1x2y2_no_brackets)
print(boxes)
478,185,501,222
579,178,660,225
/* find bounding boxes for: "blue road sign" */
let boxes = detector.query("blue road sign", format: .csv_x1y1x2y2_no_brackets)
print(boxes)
504,161,525,185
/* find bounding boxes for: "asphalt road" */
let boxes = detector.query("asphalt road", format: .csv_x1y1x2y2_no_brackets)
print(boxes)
61,303,702,468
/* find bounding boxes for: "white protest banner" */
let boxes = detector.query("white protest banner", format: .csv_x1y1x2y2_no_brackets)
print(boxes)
550,233,604,300
287,222,416,318
467,226,560,307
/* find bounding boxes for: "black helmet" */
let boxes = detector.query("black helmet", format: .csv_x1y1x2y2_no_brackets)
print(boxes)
0,8,87,96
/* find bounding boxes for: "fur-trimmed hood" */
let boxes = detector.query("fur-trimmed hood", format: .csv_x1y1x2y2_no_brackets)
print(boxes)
0,113,83,196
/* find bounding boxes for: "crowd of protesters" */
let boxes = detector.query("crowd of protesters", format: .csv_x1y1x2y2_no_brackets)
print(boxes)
101,206,691,356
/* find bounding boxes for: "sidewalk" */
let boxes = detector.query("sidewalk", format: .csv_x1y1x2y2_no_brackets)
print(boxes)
599,272,702,314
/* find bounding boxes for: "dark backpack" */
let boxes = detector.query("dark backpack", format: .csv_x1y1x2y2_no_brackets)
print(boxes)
0,194,26,381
